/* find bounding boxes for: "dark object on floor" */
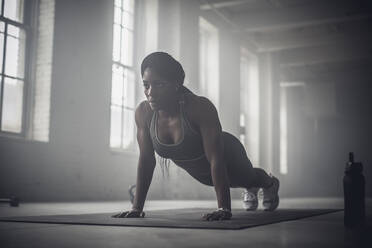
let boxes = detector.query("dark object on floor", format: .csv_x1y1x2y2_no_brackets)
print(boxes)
128,184,136,204
0,208,341,230
0,196,19,207
344,152,365,228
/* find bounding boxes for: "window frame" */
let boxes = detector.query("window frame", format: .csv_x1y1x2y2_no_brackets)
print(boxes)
109,0,138,152
0,0,36,138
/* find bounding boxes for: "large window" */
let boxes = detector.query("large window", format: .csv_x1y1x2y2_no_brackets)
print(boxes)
0,0,26,134
199,17,219,109
279,81,305,175
240,48,260,167
0,0,54,141
110,0,136,149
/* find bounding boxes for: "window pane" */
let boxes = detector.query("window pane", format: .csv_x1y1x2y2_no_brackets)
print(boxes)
110,105,122,148
1,77,23,133
111,64,124,106
123,68,135,108
111,0,135,150
114,6,121,25
123,0,134,13
122,108,134,148
5,26,25,78
8,24,20,37
4,0,24,23
123,11,133,30
112,24,121,62
121,28,133,66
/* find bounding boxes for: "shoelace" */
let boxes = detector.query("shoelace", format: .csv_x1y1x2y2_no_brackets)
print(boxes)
243,189,264,201
243,191,257,201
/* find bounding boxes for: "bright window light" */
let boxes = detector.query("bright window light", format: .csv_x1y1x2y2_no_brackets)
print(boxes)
280,86,288,175
279,81,305,174
199,17,219,109
240,48,260,167
110,0,136,149
0,0,27,134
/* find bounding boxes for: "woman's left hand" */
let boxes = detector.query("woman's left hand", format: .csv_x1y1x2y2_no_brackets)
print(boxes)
202,209,232,221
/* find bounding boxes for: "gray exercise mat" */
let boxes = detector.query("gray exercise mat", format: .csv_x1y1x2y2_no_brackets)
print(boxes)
0,208,341,230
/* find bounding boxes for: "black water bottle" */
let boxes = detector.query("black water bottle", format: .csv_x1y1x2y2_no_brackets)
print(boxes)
343,152,365,227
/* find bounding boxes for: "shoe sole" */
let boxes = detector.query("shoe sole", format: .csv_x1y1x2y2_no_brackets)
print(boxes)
243,202,258,211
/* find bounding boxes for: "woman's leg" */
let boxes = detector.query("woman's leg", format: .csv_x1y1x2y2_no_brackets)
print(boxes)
223,131,280,211
251,168,273,188
222,132,273,189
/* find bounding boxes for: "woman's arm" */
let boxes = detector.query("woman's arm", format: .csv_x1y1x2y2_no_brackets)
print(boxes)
112,102,155,218
132,101,157,212
192,97,231,214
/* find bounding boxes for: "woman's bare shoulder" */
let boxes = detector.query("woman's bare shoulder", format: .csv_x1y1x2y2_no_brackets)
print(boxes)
184,93,216,121
185,93,215,110
135,100,153,128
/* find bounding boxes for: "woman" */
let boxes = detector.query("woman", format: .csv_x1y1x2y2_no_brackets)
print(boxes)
113,52,279,221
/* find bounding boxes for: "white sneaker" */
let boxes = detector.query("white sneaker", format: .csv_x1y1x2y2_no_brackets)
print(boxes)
262,176,280,211
242,188,259,211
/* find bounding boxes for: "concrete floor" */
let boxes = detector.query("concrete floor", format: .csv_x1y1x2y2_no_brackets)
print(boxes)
0,198,371,248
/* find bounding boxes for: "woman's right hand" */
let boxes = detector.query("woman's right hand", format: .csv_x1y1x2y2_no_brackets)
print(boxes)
111,209,145,218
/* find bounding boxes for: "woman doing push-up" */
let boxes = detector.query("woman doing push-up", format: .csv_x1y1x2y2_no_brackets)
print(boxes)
113,52,279,221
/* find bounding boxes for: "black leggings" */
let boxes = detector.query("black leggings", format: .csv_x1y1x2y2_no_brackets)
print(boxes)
222,132,272,189
173,131,273,189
